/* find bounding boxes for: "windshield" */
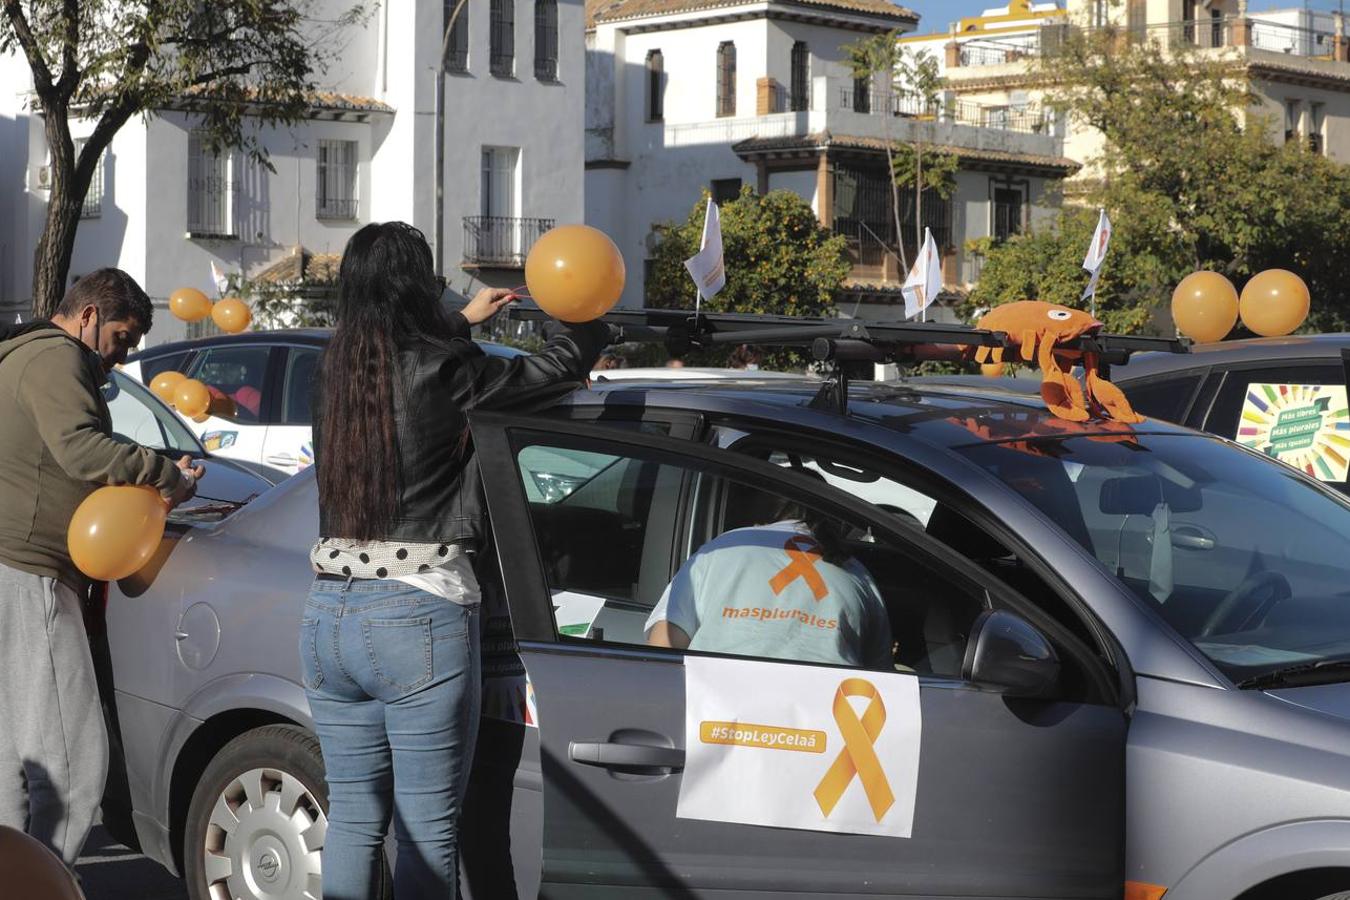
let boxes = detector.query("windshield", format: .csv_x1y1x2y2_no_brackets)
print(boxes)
103,370,202,455
957,431,1350,685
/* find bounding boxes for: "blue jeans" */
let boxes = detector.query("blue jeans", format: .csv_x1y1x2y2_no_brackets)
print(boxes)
300,577,481,900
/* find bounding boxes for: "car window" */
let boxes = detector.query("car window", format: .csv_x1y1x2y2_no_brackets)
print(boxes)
1206,365,1348,485
186,346,270,424
959,431,1350,685
723,436,938,528
135,350,191,384
281,347,320,426
719,429,1102,653
513,439,988,677
102,370,202,454
1121,373,1203,423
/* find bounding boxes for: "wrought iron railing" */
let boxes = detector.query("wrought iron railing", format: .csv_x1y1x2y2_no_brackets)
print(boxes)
462,216,554,266
955,17,1340,62
836,87,1052,134
1250,20,1335,57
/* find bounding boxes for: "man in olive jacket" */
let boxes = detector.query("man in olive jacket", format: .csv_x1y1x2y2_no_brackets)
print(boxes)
0,269,202,868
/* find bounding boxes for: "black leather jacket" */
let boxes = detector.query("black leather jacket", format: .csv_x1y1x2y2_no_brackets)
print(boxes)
312,315,609,547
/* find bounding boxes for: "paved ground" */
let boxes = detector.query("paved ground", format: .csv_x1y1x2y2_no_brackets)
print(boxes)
77,827,188,900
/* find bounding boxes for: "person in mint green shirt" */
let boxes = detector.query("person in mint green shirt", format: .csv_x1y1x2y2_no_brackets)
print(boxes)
645,518,893,669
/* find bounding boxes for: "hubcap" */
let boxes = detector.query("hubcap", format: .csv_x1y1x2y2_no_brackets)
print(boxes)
201,767,326,900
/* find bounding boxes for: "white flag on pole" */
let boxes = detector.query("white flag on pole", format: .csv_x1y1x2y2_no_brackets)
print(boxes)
684,200,726,314
1081,208,1111,307
210,260,229,297
902,228,942,320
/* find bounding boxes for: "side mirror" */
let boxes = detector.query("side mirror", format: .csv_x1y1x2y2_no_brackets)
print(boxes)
961,609,1060,699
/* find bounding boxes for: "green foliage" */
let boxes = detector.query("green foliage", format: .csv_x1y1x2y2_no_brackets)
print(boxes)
970,24,1350,333
216,272,335,330
4,0,367,314
890,143,958,199
964,210,1157,334
647,187,849,316
645,187,849,367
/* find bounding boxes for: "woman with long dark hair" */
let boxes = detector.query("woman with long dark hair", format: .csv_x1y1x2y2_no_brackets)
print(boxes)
301,222,607,899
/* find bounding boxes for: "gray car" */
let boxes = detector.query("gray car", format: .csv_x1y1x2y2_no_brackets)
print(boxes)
98,374,1350,900
1115,333,1350,499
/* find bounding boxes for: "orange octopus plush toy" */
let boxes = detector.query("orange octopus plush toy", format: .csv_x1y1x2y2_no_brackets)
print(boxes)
972,300,1144,423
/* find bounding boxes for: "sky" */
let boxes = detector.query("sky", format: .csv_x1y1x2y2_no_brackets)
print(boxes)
901,0,1350,36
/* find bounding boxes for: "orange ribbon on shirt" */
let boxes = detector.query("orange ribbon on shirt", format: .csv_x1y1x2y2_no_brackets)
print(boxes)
813,678,894,823
768,535,829,601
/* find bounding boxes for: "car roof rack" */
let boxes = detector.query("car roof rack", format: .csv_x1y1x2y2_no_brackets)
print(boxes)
490,306,1189,414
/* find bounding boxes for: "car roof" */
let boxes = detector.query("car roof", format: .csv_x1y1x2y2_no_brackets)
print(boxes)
128,329,525,361
592,367,809,383
566,374,1198,450
1119,333,1350,381
129,328,333,360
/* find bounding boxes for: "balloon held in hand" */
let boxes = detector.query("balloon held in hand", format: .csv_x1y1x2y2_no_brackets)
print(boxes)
67,485,168,581
524,224,625,322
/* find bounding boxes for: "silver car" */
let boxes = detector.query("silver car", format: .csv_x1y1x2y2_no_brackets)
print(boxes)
99,375,1350,900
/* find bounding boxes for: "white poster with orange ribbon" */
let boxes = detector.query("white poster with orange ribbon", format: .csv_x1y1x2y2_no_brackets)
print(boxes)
677,656,921,838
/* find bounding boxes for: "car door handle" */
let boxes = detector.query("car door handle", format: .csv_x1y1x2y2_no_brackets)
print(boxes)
1172,524,1216,551
569,741,685,772
265,454,297,466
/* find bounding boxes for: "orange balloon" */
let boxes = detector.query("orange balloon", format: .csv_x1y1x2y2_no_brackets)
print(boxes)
1171,271,1238,343
212,296,252,334
524,224,625,322
1240,269,1310,337
149,370,186,404
67,485,167,582
175,378,211,418
169,288,211,323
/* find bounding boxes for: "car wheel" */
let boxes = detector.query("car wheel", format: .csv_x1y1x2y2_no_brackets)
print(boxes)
182,724,388,900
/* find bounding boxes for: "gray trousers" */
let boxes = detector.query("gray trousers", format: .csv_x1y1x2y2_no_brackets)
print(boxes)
0,562,108,867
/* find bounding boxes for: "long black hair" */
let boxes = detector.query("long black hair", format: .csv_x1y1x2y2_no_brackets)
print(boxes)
318,222,455,539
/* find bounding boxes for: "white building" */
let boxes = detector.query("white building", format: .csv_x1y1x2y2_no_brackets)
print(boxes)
0,0,586,345
585,0,1078,315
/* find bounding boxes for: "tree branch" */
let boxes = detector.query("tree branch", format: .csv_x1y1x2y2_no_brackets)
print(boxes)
55,0,78,93
3,0,56,98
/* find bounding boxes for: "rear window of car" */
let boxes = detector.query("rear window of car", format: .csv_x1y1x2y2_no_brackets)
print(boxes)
1120,374,1203,423
137,351,192,384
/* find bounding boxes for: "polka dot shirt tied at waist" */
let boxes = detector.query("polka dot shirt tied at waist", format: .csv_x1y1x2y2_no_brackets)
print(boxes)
309,538,481,606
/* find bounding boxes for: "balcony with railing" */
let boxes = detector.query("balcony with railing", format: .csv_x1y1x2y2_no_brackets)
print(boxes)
660,72,1065,163
948,16,1347,71
836,87,1054,135
462,216,554,268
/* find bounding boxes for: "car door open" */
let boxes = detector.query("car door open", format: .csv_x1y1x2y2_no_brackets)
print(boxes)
470,411,1128,899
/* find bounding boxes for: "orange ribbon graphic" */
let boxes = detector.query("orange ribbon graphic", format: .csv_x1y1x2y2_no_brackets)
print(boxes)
813,678,894,822
768,535,829,601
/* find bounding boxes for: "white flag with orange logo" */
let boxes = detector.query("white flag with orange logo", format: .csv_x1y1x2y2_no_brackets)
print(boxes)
677,656,922,838
902,227,941,320
684,200,726,316
1081,207,1111,305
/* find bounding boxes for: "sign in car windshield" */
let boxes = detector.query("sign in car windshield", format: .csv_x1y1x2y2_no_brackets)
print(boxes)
1237,383,1350,482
